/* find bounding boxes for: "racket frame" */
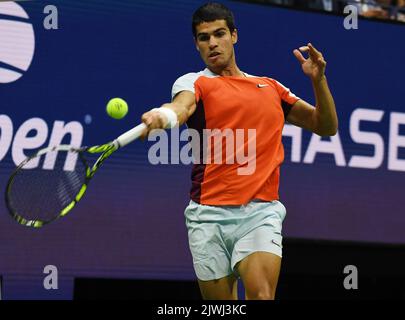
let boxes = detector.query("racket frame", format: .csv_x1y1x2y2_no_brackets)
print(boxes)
5,123,146,228
5,144,116,227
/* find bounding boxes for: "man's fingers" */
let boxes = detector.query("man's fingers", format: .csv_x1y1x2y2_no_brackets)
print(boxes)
140,129,148,141
309,44,326,67
295,45,312,63
308,43,320,54
142,110,164,129
140,109,168,140
293,49,306,64
318,57,326,67
308,43,322,59
141,113,152,127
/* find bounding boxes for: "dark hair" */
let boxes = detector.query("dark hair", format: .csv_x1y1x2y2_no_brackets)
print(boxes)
192,2,236,38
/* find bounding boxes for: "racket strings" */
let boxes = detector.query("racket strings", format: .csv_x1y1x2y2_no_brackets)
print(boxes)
7,150,87,223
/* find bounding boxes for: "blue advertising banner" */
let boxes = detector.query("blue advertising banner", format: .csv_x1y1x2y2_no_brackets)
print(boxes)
0,0,404,297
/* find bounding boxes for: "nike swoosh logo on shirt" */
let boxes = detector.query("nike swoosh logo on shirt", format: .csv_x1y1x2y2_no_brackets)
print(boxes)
257,84,269,88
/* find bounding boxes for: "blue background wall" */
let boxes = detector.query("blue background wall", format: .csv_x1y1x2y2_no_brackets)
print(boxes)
0,0,404,299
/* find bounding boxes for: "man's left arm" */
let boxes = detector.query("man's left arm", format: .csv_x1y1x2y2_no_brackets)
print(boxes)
286,43,338,137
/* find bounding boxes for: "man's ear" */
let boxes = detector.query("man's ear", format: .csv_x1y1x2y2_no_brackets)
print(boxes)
232,29,238,45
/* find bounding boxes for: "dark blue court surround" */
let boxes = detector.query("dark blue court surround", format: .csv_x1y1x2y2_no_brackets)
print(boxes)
0,0,404,298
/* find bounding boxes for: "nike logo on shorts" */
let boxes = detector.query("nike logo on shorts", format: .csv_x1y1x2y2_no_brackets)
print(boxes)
271,239,281,247
257,84,269,88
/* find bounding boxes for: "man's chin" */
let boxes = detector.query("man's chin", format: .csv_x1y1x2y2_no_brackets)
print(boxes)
207,60,226,72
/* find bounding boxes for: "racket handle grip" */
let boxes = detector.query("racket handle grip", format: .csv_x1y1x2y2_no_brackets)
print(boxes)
114,123,147,148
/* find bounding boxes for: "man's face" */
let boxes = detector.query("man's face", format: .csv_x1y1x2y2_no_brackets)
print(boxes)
194,20,237,70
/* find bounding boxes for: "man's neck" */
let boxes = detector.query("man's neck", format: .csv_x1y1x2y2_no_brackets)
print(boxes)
208,63,245,77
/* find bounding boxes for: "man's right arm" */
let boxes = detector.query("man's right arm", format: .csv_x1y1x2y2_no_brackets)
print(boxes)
140,90,196,138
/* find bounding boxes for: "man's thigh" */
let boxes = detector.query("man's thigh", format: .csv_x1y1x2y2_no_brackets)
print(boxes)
198,274,238,300
236,251,281,300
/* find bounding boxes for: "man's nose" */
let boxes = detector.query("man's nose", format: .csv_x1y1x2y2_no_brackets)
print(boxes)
208,36,218,49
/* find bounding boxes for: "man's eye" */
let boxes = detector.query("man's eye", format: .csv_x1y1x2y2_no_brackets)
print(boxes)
199,35,209,41
215,32,226,37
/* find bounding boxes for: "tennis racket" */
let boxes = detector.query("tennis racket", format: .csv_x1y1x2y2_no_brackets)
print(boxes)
5,123,147,228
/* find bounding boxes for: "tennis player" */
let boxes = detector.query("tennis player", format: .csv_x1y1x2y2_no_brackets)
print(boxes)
141,2,337,300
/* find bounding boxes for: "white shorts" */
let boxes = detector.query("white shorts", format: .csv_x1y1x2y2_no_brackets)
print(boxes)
184,199,286,281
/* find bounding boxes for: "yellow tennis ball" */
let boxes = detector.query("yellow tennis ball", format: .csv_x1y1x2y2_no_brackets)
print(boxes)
106,98,128,119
